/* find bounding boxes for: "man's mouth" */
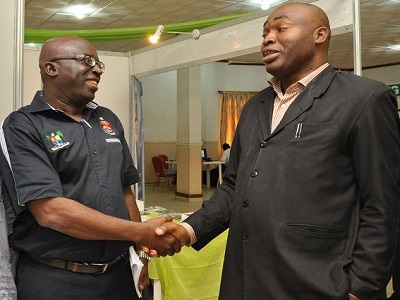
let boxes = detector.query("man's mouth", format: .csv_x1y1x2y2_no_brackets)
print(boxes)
262,50,279,63
87,80,98,87
262,50,277,56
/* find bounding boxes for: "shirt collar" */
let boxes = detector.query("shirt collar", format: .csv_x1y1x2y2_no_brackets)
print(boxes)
29,90,99,114
268,63,330,94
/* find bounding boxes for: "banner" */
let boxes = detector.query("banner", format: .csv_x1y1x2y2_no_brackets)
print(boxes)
24,14,246,43
132,76,145,203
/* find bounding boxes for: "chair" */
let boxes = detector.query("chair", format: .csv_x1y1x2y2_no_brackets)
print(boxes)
158,154,177,177
158,154,169,169
152,156,176,190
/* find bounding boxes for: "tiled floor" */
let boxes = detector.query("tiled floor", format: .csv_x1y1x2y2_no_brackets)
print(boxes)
143,183,217,214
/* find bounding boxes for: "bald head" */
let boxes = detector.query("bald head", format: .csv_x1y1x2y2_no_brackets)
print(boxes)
38,36,102,110
267,3,331,45
261,2,332,87
39,37,96,69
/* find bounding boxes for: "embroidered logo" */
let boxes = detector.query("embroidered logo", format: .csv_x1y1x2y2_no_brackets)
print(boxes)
45,130,70,151
99,117,116,135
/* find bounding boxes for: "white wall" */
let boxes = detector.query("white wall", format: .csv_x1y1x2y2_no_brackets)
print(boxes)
140,71,178,142
23,48,43,105
201,63,271,142
363,65,400,84
139,62,270,143
0,0,18,121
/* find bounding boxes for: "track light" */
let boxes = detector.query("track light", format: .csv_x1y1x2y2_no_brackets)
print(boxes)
149,25,164,44
149,25,201,44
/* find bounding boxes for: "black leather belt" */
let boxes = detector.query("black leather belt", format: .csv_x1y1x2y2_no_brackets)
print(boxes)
30,252,127,274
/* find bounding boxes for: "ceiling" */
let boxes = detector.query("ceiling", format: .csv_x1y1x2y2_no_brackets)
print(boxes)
24,0,400,70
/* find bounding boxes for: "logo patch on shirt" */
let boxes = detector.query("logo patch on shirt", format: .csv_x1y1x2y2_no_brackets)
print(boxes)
45,131,70,151
99,117,116,135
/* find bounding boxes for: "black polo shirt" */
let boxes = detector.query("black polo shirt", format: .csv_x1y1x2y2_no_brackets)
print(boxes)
0,91,139,262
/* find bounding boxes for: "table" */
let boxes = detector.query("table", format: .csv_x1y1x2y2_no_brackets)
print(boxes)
167,160,224,188
148,230,228,300
141,206,227,300
202,160,224,187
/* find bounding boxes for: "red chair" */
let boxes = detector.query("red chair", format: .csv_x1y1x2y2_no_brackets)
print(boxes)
158,154,169,169
158,154,177,177
152,156,176,190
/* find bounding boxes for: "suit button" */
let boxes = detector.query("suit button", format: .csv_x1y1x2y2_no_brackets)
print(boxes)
242,233,248,240
260,142,267,148
242,201,249,208
251,171,258,178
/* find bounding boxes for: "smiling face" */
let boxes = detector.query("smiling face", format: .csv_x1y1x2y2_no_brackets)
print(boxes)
40,37,104,111
261,3,330,88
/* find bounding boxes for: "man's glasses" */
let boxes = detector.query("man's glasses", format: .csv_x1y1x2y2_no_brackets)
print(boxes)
51,54,105,72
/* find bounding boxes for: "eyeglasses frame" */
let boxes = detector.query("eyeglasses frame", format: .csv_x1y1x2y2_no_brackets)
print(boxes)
50,54,105,72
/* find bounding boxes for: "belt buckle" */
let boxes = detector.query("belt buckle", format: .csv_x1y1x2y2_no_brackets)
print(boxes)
91,263,109,274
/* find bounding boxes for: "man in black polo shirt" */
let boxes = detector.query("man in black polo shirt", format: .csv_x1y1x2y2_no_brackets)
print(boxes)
0,36,180,300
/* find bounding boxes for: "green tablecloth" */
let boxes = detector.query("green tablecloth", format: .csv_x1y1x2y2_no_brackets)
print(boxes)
148,228,228,300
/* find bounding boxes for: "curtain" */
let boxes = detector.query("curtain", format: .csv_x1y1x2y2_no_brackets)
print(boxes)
219,91,258,146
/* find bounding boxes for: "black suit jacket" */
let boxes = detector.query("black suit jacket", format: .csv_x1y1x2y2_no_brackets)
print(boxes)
187,66,400,300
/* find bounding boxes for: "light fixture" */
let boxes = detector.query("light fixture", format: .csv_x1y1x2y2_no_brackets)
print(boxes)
149,25,201,44
261,0,270,10
388,44,400,51
57,5,96,19
149,25,164,43
260,0,288,10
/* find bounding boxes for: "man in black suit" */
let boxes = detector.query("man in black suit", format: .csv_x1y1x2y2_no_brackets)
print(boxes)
156,3,400,300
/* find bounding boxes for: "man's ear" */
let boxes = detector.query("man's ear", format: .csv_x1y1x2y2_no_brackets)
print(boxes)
43,62,58,77
314,26,329,45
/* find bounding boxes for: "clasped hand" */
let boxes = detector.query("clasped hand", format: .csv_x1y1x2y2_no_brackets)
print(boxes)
139,216,190,257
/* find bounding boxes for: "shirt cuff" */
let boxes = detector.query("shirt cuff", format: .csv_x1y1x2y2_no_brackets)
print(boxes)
180,222,197,246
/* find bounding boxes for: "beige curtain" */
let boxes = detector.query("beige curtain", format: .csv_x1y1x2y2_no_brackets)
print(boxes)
219,91,258,146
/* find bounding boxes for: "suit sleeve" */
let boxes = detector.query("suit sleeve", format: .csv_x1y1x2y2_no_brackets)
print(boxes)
349,85,400,299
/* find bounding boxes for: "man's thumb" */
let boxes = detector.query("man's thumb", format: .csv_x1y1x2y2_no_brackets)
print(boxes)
155,226,165,236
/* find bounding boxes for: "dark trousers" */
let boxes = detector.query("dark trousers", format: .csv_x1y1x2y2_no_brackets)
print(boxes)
16,254,139,300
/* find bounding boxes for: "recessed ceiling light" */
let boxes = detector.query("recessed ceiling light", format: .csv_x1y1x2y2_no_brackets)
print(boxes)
260,0,287,10
388,44,400,51
60,5,96,19
261,0,270,10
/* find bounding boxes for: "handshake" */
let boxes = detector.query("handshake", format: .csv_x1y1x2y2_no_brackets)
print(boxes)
137,215,192,257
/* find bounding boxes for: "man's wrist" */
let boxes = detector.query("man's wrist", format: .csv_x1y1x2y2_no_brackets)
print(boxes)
179,222,197,246
137,250,151,261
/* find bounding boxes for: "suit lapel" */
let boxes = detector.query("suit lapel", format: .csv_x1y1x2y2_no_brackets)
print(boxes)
257,88,275,140
269,66,337,137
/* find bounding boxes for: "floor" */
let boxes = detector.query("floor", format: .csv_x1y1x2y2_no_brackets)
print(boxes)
143,183,217,214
